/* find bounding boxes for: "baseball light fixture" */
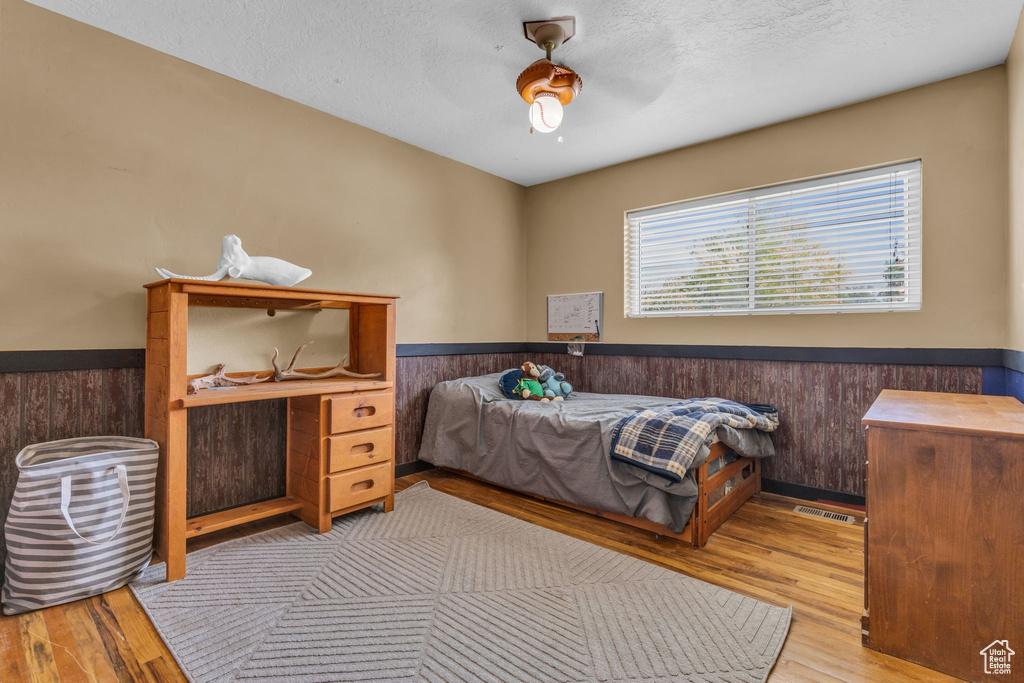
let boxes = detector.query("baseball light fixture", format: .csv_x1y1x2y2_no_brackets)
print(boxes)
517,17,582,134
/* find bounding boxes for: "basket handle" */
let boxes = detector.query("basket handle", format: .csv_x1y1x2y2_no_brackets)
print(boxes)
60,465,131,546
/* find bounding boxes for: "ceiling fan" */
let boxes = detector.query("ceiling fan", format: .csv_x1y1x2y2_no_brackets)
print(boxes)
516,16,582,135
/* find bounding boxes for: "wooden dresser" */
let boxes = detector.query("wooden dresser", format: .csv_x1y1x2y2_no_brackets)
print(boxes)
862,390,1024,682
144,279,397,581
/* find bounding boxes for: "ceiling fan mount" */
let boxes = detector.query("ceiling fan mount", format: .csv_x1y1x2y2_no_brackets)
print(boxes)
522,16,576,56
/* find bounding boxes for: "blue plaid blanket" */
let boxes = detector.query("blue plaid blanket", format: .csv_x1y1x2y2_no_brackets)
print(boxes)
610,398,779,482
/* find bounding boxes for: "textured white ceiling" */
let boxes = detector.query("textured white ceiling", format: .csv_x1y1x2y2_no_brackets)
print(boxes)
27,0,1024,186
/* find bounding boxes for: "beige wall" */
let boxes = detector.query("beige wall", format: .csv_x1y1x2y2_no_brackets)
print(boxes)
0,0,525,372
0,0,1015,359
1008,9,1024,354
524,68,1009,348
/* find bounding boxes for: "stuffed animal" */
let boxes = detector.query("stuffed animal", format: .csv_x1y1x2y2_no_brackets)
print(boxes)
498,368,523,399
514,361,561,402
537,365,573,399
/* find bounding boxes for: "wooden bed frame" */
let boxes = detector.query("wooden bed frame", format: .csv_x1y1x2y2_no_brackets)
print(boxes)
442,442,761,547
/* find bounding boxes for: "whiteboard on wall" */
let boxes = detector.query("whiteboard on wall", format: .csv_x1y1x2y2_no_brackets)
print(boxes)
547,292,603,342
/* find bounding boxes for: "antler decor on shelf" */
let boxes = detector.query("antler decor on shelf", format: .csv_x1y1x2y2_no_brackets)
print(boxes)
187,365,270,395
272,341,382,381
186,342,381,394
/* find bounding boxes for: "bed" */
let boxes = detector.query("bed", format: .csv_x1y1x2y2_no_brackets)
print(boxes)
417,373,777,546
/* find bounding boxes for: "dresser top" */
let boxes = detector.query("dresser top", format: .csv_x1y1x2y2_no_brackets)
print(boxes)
863,390,1024,438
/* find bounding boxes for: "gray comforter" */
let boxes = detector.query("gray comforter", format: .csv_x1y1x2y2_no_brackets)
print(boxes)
417,373,776,533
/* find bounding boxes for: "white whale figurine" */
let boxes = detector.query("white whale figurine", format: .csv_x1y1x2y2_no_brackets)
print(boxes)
155,234,312,287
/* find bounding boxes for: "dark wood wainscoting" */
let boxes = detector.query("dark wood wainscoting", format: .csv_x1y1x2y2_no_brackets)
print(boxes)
391,353,983,496
185,401,287,518
527,354,982,496
395,353,523,465
0,369,144,574
0,369,286,571
0,355,518,571
0,353,983,573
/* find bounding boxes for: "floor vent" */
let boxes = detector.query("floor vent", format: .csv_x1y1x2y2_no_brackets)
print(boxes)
793,505,856,524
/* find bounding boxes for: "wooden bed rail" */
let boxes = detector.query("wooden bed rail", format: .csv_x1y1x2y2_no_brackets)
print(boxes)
696,448,761,546
440,442,761,547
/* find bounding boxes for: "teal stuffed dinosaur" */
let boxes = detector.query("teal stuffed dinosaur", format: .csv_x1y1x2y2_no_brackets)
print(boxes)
538,364,573,399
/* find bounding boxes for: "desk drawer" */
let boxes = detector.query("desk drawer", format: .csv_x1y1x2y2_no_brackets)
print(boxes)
328,463,391,512
328,392,393,434
328,427,393,472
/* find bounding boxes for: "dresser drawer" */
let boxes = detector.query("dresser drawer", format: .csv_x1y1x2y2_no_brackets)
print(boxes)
328,427,393,472
328,392,393,434
328,462,392,512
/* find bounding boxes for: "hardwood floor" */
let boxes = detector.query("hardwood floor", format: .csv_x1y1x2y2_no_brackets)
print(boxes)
0,469,956,682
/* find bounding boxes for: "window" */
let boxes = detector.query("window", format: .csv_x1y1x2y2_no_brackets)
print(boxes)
625,160,922,317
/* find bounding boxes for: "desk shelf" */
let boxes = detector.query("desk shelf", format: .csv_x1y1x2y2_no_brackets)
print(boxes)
178,378,394,407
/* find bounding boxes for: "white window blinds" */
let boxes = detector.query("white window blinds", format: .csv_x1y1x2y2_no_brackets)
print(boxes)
625,160,922,317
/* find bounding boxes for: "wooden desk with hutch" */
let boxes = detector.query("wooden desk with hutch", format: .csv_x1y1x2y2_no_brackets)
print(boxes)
144,279,398,581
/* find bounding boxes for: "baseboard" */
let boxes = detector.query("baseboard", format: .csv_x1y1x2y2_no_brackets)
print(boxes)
761,478,865,507
395,460,435,478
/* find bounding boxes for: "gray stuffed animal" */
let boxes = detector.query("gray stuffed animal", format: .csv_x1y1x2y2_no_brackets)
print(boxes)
537,365,573,399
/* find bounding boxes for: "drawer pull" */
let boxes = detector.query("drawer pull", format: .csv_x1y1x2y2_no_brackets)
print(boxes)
350,478,375,494
329,393,393,433
328,462,391,512
328,427,393,472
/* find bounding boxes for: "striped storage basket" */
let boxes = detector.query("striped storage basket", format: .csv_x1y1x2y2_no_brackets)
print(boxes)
2,436,159,615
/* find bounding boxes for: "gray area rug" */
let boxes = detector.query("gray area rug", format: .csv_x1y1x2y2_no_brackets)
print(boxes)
131,482,791,682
